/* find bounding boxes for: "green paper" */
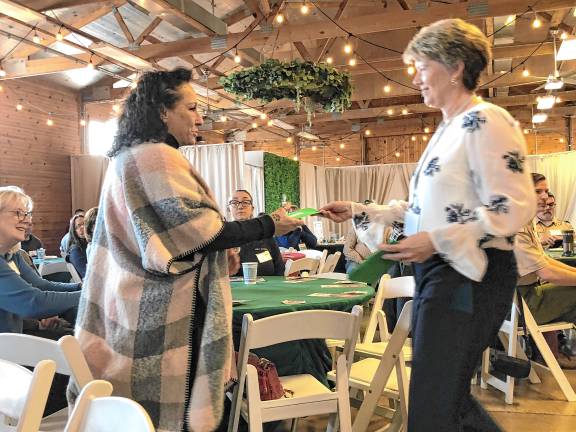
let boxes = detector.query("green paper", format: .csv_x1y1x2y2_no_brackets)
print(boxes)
349,250,394,284
288,208,321,219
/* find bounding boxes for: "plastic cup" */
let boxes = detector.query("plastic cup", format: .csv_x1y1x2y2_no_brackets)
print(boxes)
36,248,46,260
562,230,574,257
242,262,258,285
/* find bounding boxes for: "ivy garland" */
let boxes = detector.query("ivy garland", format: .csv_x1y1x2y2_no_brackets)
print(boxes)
220,59,352,124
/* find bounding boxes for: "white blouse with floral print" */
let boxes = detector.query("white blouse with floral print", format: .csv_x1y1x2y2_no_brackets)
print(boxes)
352,102,536,282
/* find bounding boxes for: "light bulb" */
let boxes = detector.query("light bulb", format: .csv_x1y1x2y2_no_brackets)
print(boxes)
86,61,95,70
46,118,54,126
301,3,309,14
56,30,64,41
395,151,401,158
234,54,241,63
348,58,356,66
112,104,120,113
383,84,391,93
260,113,267,120
364,129,371,136
343,42,352,54
0,68,5,77
339,143,345,149
267,119,273,126
326,56,333,65
522,68,529,77
293,155,298,161
387,108,394,115
411,136,416,141
275,14,284,24
130,81,137,89
312,146,317,151
523,128,529,134
424,127,430,133
16,103,23,111
560,137,565,143
0,85,3,92
286,137,293,143
422,135,428,141
407,65,415,75
401,108,408,115
251,122,258,128
561,32,568,40
80,119,86,126
220,115,227,122
336,157,341,162
505,15,515,26
532,17,542,28
33,33,41,43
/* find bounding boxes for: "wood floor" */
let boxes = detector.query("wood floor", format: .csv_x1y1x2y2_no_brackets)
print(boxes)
278,368,576,431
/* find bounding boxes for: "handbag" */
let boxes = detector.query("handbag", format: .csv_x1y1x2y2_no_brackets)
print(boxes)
490,289,531,379
236,352,290,400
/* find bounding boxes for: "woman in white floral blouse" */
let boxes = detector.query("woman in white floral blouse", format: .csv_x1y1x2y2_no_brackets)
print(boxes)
321,19,536,431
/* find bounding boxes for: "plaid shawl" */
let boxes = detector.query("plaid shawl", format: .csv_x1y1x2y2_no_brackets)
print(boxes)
73,143,233,432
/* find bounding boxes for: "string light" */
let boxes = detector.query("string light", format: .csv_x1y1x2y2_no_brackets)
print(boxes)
46,116,54,126
532,14,542,28
33,31,41,44
348,58,356,66
364,129,371,136
383,84,391,93
251,122,258,128
0,84,3,92
523,128,530,134
56,26,64,41
267,119,274,126
86,54,95,70
422,135,428,141
0,66,5,77
220,115,227,122
80,118,86,126
411,136,416,141
343,37,352,54
293,155,298,161
424,127,430,133
112,104,120,113
395,151,401,158
16,102,23,111
275,13,284,24
339,143,345,149
234,49,241,64
286,136,293,143
130,81,137,89
301,3,309,14
561,32,568,40
505,15,515,26
387,108,394,115
522,65,529,77
407,65,415,75
336,156,341,162
401,108,408,115
260,113,267,120
560,137,565,143
312,145,317,151
325,54,333,64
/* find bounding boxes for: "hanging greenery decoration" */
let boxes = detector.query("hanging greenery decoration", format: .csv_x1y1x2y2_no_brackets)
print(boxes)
220,59,352,124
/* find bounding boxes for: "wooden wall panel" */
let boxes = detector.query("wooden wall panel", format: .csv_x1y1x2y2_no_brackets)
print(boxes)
0,79,81,254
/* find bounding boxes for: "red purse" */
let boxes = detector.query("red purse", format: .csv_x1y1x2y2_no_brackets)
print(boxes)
236,352,287,400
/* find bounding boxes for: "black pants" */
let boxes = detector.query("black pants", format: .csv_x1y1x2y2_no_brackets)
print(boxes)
409,249,517,432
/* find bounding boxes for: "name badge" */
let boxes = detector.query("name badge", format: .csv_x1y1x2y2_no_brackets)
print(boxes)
256,250,272,263
298,243,307,250
549,230,562,236
404,211,420,237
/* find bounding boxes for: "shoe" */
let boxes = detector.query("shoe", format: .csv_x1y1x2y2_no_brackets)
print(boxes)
556,353,576,369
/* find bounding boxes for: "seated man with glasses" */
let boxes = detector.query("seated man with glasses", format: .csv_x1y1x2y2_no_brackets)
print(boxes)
535,192,574,249
227,190,285,276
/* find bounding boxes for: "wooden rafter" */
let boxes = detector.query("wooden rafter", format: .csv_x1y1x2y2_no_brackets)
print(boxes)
19,0,105,11
133,0,575,61
315,0,349,62
257,0,270,16
133,16,162,46
113,6,135,44
223,6,253,26
148,0,217,36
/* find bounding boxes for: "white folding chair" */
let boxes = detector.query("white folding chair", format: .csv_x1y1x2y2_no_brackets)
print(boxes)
284,257,320,276
38,261,69,278
0,334,94,430
0,359,56,432
317,250,329,273
227,305,363,432
66,263,82,284
318,252,342,274
64,380,154,432
480,293,576,404
328,303,413,432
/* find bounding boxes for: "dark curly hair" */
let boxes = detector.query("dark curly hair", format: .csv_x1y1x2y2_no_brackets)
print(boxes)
68,213,87,251
107,68,193,157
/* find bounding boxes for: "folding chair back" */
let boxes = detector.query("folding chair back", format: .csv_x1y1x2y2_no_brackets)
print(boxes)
0,359,56,432
65,380,155,432
319,252,342,273
284,257,320,276
66,263,82,283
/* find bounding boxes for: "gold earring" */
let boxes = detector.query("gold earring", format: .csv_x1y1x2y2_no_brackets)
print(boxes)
450,78,458,85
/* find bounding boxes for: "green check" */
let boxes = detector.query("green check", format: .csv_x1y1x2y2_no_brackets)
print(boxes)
287,208,321,219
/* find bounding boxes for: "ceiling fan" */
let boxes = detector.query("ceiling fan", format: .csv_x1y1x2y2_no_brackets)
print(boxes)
531,30,576,92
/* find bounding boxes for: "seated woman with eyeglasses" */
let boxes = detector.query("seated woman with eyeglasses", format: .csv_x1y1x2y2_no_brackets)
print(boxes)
0,186,81,334
66,213,88,279
228,190,285,276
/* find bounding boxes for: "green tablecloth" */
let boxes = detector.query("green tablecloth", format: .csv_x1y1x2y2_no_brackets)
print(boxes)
231,276,374,385
547,248,576,267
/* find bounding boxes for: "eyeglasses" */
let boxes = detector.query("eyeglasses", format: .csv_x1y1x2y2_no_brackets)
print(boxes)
545,203,556,209
228,200,253,208
3,210,33,221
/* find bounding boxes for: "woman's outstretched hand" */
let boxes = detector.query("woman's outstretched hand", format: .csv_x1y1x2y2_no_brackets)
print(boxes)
380,232,436,263
271,208,304,236
318,201,353,223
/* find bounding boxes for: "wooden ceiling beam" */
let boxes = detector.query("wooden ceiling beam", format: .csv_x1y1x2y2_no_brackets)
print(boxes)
113,6,135,44
18,0,105,11
147,0,217,36
315,0,349,62
133,16,162,45
222,6,253,25
133,0,575,60
257,0,271,16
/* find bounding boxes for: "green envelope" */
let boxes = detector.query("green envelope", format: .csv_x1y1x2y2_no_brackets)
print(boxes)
349,250,395,284
288,208,321,219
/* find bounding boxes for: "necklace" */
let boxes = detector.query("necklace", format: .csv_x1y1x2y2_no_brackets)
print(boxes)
441,94,481,124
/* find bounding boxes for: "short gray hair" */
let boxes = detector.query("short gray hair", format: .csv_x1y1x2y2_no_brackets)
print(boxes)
403,19,491,91
0,186,33,211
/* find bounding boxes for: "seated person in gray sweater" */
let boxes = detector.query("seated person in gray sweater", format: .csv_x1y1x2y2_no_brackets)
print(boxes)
0,186,81,333
227,189,285,276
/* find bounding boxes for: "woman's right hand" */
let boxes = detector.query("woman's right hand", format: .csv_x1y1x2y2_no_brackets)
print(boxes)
271,208,304,236
319,201,353,223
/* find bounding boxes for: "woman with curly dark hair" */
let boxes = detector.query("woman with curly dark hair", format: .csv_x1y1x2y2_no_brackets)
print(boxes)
66,213,88,279
72,68,302,432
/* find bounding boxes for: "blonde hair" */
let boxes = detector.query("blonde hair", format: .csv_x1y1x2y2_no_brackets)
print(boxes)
0,186,33,212
403,18,491,91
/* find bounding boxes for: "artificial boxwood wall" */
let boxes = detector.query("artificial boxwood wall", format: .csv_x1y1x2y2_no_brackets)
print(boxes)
263,152,300,214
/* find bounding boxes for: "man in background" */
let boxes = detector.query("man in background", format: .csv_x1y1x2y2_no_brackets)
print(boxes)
276,202,317,250
535,192,574,249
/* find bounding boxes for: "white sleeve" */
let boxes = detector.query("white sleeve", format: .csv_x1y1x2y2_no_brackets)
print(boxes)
351,200,408,252
428,108,536,281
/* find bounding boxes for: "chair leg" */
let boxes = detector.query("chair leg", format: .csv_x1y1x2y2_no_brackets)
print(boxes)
290,418,299,432
335,355,352,432
246,366,264,432
480,348,490,389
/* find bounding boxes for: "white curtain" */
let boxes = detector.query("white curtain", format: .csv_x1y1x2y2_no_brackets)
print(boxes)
71,155,109,212
527,152,576,226
244,163,264,216
179,142,245,213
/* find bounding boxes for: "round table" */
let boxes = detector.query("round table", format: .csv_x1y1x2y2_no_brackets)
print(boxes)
231,276,374,384
546,248,576,267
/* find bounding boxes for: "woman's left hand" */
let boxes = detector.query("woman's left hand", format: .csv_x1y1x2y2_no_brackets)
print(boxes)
227,248,241,275
380,232,436,263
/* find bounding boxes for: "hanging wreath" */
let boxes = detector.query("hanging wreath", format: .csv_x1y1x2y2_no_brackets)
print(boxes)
220,59,352,124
